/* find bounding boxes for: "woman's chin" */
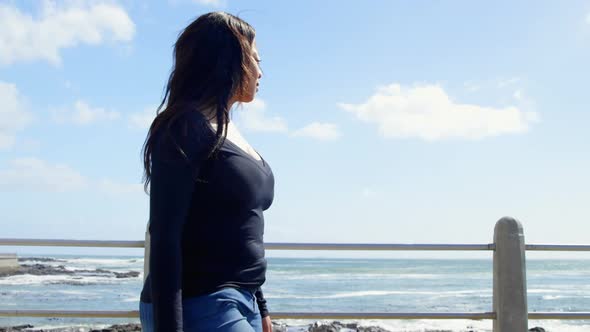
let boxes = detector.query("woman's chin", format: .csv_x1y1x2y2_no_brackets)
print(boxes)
242,94,256,103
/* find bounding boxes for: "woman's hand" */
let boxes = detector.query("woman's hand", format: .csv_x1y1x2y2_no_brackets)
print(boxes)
262,315,272,332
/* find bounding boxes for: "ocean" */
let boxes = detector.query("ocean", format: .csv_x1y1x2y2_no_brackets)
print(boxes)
1,254,589,331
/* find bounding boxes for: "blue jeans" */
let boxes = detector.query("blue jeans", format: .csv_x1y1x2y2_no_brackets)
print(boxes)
139,287,262,332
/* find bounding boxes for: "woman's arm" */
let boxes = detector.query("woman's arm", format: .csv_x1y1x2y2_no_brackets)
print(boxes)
143,219,150,283
149,112,212,332
254,287,269,318
256,287,272,332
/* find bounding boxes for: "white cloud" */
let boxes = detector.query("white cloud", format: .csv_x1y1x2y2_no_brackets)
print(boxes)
0,81,34,150
51,100,120,125
586,12,590,24
292,122,341,141
339,83,539,141
0,157,143,196
497,77,521,88
0,158,88,192
129,105,158,129
235,99,342,141
0,1,135,66
235,98,288,133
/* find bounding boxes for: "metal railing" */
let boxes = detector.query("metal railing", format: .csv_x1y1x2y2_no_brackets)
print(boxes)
1,217,589,331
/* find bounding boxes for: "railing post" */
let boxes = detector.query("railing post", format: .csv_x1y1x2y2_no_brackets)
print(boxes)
493,217,528,332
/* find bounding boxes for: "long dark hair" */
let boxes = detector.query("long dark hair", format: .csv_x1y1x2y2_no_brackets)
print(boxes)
141,11,256,194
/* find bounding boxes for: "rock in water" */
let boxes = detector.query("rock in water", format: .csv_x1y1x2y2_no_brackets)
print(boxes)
271,321,288,332
0,263,139,279
113,271,140,278
89,323,141,332
0,324,34,332
308,321,391,332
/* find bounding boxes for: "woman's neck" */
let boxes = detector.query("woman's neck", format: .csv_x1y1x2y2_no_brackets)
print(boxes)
199,105,235,125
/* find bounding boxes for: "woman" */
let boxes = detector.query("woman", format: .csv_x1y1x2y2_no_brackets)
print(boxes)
138,11,274,332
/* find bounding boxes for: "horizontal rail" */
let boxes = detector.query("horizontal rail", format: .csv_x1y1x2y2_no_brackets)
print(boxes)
268,312,496,320
264,243,495,251
0,310,495,320
0,310,138,318
0,239,144,248
526,244,590,251
1,239,587,252
0,239,145,248
0,239,494,251
528,312,590,320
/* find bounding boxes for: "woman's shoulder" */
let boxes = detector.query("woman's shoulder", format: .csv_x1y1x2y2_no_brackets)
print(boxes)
154,109,216,162
171,106,214,132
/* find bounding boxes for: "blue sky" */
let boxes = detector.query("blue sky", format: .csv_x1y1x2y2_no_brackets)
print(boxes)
1,0,589,258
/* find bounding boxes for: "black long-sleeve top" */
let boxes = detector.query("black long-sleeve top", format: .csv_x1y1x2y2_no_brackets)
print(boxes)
139,109,274,332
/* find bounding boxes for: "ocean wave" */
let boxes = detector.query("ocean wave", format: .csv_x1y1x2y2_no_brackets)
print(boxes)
123,296,141,302
0,274,124,286
542,295,569,300
528,289,564,294
63,258,141,266
18,257,143,274
17,323,113,331
266,289,493,299
267,272,447,280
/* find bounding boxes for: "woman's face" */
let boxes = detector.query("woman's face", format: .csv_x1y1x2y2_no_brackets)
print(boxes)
240,39,262,103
